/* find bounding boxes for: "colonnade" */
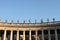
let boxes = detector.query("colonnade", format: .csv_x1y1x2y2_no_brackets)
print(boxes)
0,29,59,40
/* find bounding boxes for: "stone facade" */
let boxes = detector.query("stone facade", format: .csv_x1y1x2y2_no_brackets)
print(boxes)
0,19,60,40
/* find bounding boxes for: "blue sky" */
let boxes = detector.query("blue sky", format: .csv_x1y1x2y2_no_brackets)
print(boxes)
0,0,60,23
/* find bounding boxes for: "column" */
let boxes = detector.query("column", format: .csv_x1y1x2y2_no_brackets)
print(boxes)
29,30,31,40
36,31,37,40
17,31,19,40
48,30,51,40
42,30,44,40
23,31,25,40
3,30,6,40
55,29,58,40
10,30,13,40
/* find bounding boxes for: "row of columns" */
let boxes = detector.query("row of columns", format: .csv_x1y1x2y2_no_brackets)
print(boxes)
48,29,58,40
3,29,58,40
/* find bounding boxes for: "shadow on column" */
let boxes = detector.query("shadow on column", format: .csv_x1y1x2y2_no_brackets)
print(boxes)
50,30,55,40
31,31,36,40
37,30,42,40
25,31,29,40
57,29,60,40
6,30,10,40
44,30,48,40
0,30,4,40
13,31,17,40
19,31,23,40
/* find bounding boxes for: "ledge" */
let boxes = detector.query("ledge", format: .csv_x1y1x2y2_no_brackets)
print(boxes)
0,21,60,28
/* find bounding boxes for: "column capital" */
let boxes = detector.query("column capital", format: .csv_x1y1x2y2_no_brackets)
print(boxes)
17,28,19,31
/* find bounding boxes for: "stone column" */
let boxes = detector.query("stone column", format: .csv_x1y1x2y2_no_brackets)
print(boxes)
55,29,58,40
29,30,31,40
42,30,44,40
48,30,51,40
0,37,1,40
3,30,6,40
36,31,37,40
10,30,13,40
17,31,19,40
23,31,25,40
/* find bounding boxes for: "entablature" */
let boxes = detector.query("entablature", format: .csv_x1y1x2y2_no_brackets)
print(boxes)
0,21,60,28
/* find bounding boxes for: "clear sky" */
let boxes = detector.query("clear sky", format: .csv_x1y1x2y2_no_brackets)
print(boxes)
0,0,60,23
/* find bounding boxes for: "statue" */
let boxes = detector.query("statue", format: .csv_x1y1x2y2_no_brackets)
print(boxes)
11,20,14,23
23,20,25,23
29,20,31,23
0,18,2,22
53,18,55,22
47,18,49,22
17,20,20,23
35,19,37,23
41,19,43,23
5,19,8,23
